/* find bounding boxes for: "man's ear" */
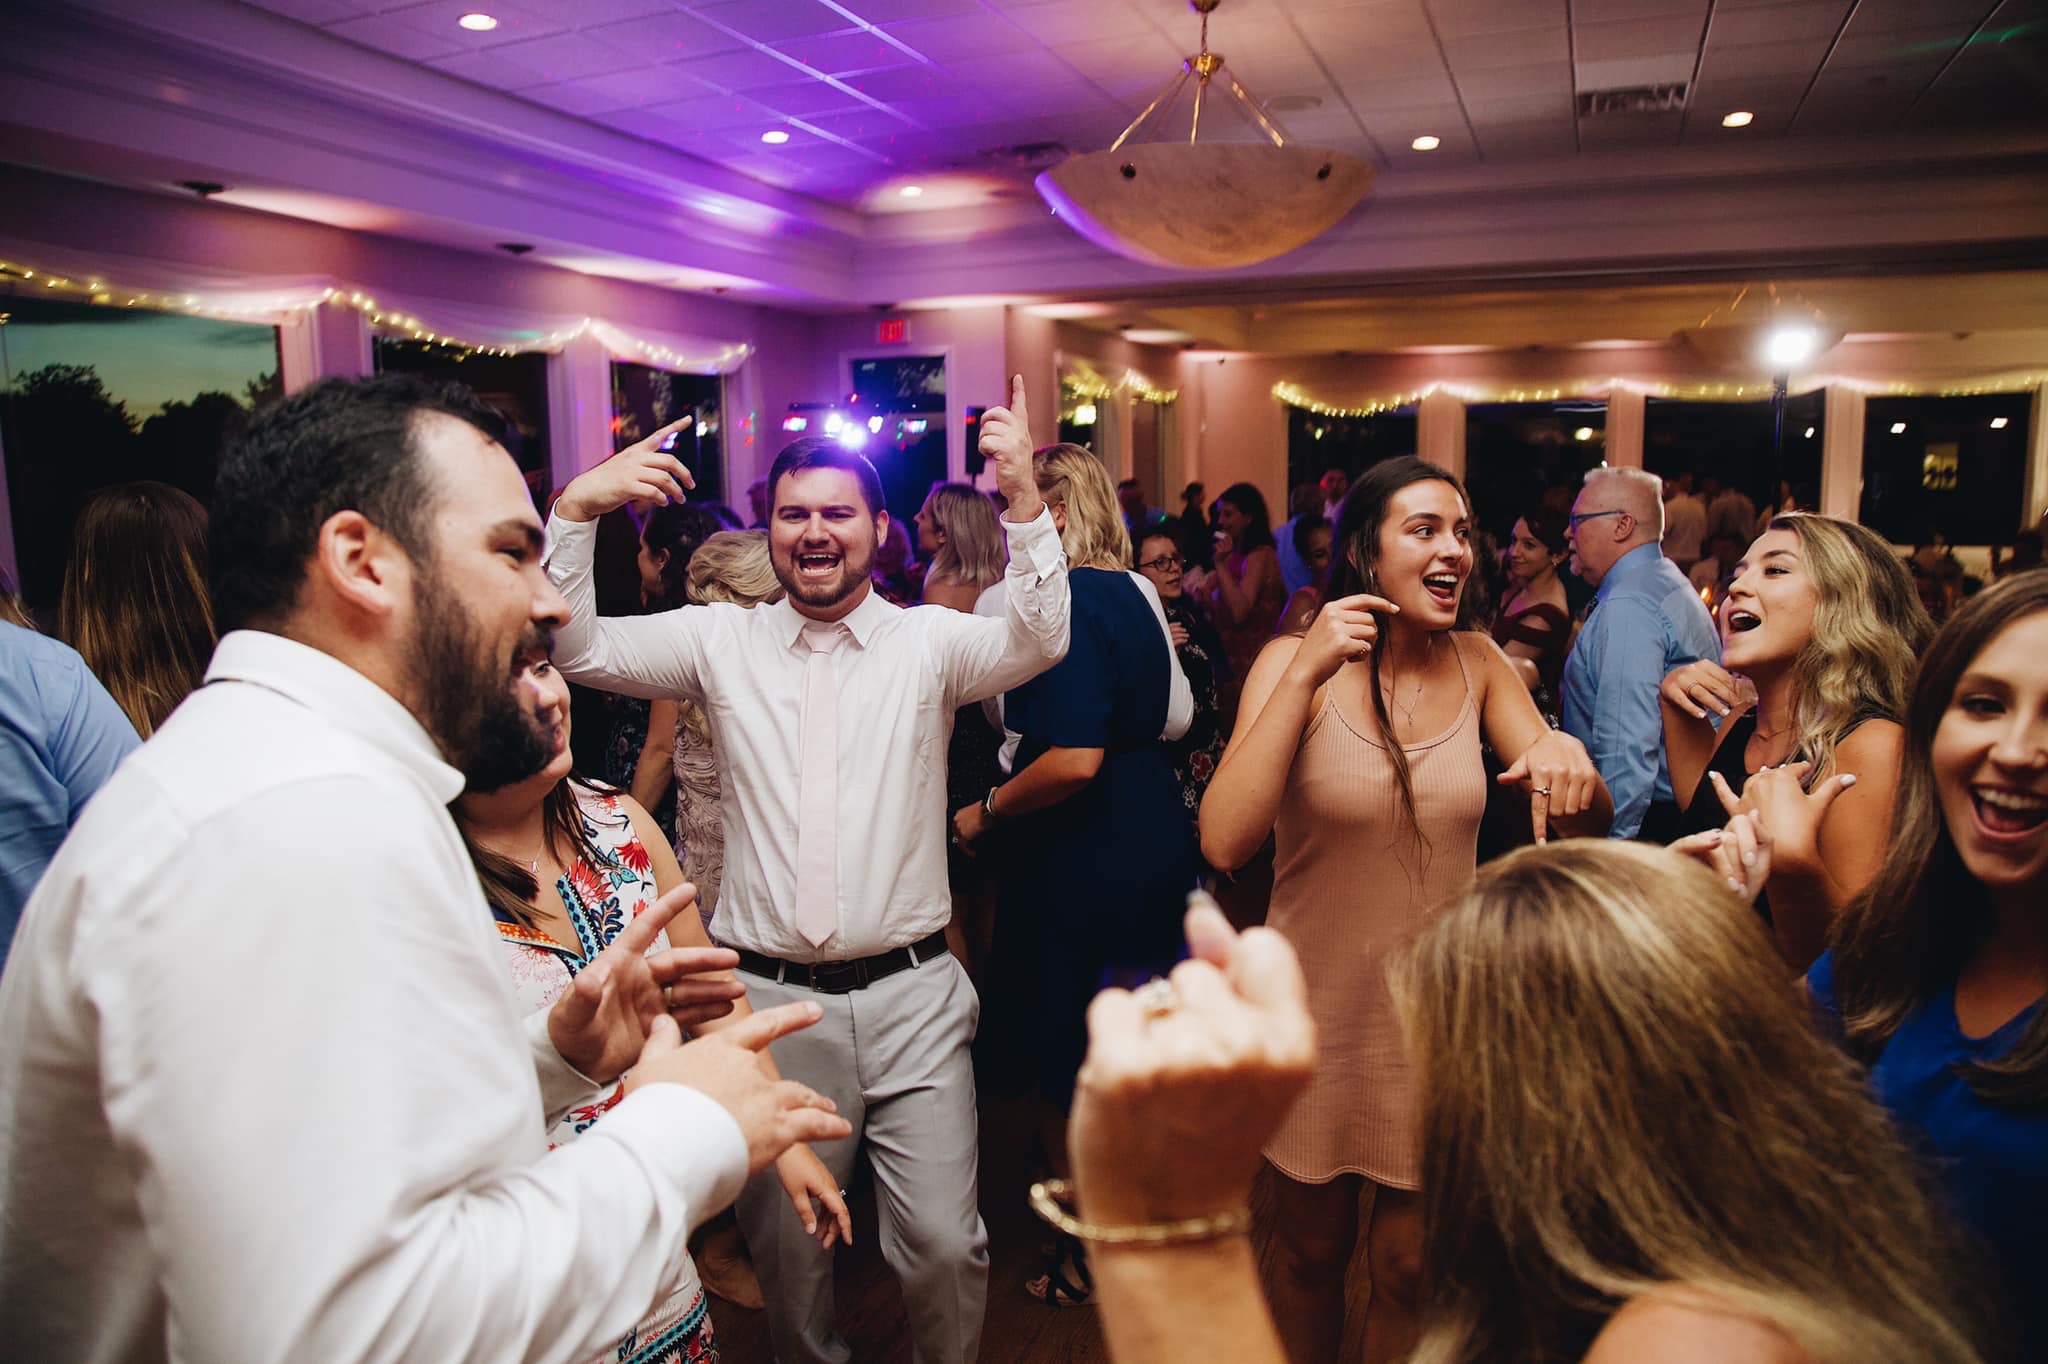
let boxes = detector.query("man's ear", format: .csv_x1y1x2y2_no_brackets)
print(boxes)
313,509,409,619
874,509,891,541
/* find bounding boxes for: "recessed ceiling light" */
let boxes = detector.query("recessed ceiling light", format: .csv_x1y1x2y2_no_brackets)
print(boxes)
1573,426,1595,442
1990,416,2010,429
1721,110,1754,128
1804,426,1816,438
760,129,790,144
1891,422,1908,434
457,12,498,31
899,185,924,198
1411,134,1441,151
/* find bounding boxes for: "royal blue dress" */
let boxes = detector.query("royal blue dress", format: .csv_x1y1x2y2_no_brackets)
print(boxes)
997,568,1199,1107
1809,950,2047,1359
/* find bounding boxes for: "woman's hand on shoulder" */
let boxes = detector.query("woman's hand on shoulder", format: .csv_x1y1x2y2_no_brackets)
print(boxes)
1661,659,1743,720
1285,593,1397,691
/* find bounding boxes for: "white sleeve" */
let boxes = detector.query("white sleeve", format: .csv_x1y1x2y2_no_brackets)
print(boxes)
935,507,1070,712
1127,572,1193,742
971,580,1020,773
85,777,748,1363
543,512,708,702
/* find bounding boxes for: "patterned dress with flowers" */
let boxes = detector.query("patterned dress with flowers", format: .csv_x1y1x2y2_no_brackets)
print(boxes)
494,786,718,1364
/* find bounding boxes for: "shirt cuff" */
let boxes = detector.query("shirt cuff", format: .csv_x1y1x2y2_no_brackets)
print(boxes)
1002,505,1064,582
526,1007,603,1129
592,1082,751,1235
543,509,598,576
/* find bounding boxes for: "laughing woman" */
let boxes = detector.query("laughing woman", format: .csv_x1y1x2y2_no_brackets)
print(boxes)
1660,513,1931,971
1198,456,1610,1364
455,654,851,1364
1809,570,2048,1361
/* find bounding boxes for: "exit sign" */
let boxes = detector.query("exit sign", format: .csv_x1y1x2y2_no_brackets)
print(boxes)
877,318,908,344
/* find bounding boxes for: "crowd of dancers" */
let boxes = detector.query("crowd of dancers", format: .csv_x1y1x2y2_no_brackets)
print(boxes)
0,370,2040,1364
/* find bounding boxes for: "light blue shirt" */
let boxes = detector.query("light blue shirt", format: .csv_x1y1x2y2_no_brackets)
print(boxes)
0,622,139,962
1561,544,1719,839
1275,515,1313,597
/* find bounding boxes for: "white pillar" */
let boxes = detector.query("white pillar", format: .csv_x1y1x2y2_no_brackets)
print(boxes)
277,301,371,390
1820,384,1866,520
546,334,613,495
1417,389,1466,480
1604,388,1646,468
2025,383,2048,529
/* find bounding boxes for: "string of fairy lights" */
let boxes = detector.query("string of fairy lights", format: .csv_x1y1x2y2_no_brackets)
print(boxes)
0,259,751,372
1272,374,2048,416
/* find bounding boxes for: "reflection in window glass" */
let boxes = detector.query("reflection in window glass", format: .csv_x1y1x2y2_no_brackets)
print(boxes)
848,356,944,521
611,363,724,509
1643,393,1824,515
0,292,280,614
1860,394,2029,548
1285,405,1418,509
1463,402,1604,539
376,340,551,508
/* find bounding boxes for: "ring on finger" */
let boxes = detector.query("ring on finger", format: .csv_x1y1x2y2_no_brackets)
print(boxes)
1531,785,1551,797
1134,976,1179,1021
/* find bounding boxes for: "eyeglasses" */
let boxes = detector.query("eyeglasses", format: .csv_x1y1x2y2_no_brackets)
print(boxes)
1566,509,1628,530
1137,554,1186,573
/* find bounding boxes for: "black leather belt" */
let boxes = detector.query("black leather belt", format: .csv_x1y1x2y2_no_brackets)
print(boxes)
731,930,950,995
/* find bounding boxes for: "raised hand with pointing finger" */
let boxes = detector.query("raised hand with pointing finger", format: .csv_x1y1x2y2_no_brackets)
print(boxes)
980,374,1044,523
553,416,697,524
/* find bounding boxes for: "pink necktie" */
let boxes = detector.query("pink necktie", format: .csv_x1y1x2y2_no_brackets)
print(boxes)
794,623,843,947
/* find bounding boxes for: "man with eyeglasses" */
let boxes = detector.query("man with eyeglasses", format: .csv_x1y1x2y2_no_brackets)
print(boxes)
1560,466,1720,841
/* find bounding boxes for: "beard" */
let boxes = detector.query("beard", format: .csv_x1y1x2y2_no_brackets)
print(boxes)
407,564,556,794
775,532,878,611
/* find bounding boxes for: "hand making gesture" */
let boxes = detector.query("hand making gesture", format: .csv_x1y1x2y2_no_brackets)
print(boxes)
1285,593,1398,690
553,417,697,524
980,374,1043,523
1497,729,1601,846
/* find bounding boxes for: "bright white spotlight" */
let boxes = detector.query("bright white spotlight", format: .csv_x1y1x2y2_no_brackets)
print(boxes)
1721,110,1754,128
1573,426,1594,442
867,415,885,433
781,415,809,433
1410,135,1440,151
836,424,868,450
761,129,790,145
1764,326,1818,368
823,412,844,434
1073,403,1098,426
1804,426,1816,438
458,12,498,31
1891,422,1908,434
1990,416,2010,429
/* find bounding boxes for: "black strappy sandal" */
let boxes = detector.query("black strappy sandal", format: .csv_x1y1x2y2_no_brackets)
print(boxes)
1025,1232,1094,1307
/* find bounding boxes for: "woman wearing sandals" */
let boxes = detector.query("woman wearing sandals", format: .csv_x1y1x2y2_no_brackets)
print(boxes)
952,445,1198,1308
1199,456,1610,1364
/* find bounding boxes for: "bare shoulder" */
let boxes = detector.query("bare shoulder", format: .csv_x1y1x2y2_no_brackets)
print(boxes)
1451,627,1515,695
1833,716,1905,768
1587,1294,1813,1364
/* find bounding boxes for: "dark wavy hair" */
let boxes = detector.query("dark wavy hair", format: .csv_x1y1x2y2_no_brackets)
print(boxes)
1214,482,1275,552
640,502,725,608
768,436,885,519
1325,456,1474,845
1832,568,2048,1108
1522,504,1568,556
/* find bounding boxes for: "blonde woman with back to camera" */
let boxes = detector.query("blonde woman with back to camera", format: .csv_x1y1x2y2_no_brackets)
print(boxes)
1392,839,1988,1364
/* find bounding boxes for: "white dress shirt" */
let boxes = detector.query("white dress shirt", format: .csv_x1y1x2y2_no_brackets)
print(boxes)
0,631,747,1364
974,572,1194,774
546,508,1069,963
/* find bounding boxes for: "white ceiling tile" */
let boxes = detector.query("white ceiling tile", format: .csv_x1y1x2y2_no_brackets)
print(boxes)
1683,76,1805,113
324,16,467,60
565,68,728,108
1341,72,1464,110
551,0,676,20
1290,1,1440,45
428,48,556,90
1050,32,1185,82
1848,0,1999,33
1681,103,1792,136
695,0,862,43
1475,120,1578,155
1427,0,1569,35
1825,26,1966,80
1441,26,1570,69
833,65,966,103
1576,54,1697,88
519,80,639,116
1360,102,1466,139
791,107,919,142
940,47,1090,89
1452,63,1574,98
1463,93,1575,123
746,78,874,118
776,28,909,75
1705,2,1852,47
1000,0,1157,45
1694,37,1833,81
880,11,1044,62
1572,0,1709,20
479,32,639,83
1577,106,1683,144
1573,15,1707,62
827,0,983,20
252,0,381,23
640,89,783,131
581,12,747,61
666,46,816,92
379,0,567,45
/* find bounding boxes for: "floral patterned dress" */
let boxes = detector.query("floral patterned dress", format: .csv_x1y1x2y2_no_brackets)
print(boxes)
495,786,717,1364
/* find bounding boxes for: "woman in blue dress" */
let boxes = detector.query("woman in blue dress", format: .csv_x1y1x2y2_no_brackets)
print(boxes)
1806,569,2048,1361
952,443,1199,1306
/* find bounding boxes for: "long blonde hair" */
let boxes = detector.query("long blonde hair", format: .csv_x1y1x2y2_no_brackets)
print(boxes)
923,482,1007,592
1772,512,1930,782
60,481,216,737
1392,840,1986,1364
1034,443,1128,571
679,530,779,741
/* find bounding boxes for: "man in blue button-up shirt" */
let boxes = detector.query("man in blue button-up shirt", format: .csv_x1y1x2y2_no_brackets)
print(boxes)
0,619,138,962
1561,467,1721,840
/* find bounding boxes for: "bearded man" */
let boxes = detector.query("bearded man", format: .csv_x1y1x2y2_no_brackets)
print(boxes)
0,375,847,1361
544,376,1067,1364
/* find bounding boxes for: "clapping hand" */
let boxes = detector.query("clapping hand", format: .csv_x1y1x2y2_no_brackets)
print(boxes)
547,882,745,1084
980,375,1042,523
626,1005,853,1177
1496,729,1599,845
553,417,696,524
1068,895,1315,1228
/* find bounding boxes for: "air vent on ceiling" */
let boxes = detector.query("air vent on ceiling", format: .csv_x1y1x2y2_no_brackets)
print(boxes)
974,140,1070,170
1577,84,1688,116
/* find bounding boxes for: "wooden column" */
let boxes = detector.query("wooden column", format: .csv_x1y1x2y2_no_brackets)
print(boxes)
2025,383,2048,529
1417,389,1466,480
1820,384,1867,520
1604,387,1646,468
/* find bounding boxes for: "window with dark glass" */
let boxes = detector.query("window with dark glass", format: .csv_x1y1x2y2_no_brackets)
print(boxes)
1643,393,1825,515
1463,402,1605,538
0,291,281,615
1860,394,2029,547
375,339,552,508
848,355,945,520
610,362,724,509
1284,403,1418,508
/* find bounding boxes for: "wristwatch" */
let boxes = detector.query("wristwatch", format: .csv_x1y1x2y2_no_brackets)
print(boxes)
982,785,1003,821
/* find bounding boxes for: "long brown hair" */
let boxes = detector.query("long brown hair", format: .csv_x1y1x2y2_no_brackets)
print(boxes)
454,775,612,931
1833,569,2048,1107
60,481,216,737
923,481,1007,592
1393,840,1987,1363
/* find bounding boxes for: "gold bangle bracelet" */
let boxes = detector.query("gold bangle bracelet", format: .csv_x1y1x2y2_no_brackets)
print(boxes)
1028,1178,1251,1247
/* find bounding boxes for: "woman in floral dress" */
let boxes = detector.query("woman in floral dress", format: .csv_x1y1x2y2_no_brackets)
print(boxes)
455,654,850,1363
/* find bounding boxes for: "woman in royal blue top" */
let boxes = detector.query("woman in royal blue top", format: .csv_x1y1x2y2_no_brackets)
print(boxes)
1807,569,2048,1362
